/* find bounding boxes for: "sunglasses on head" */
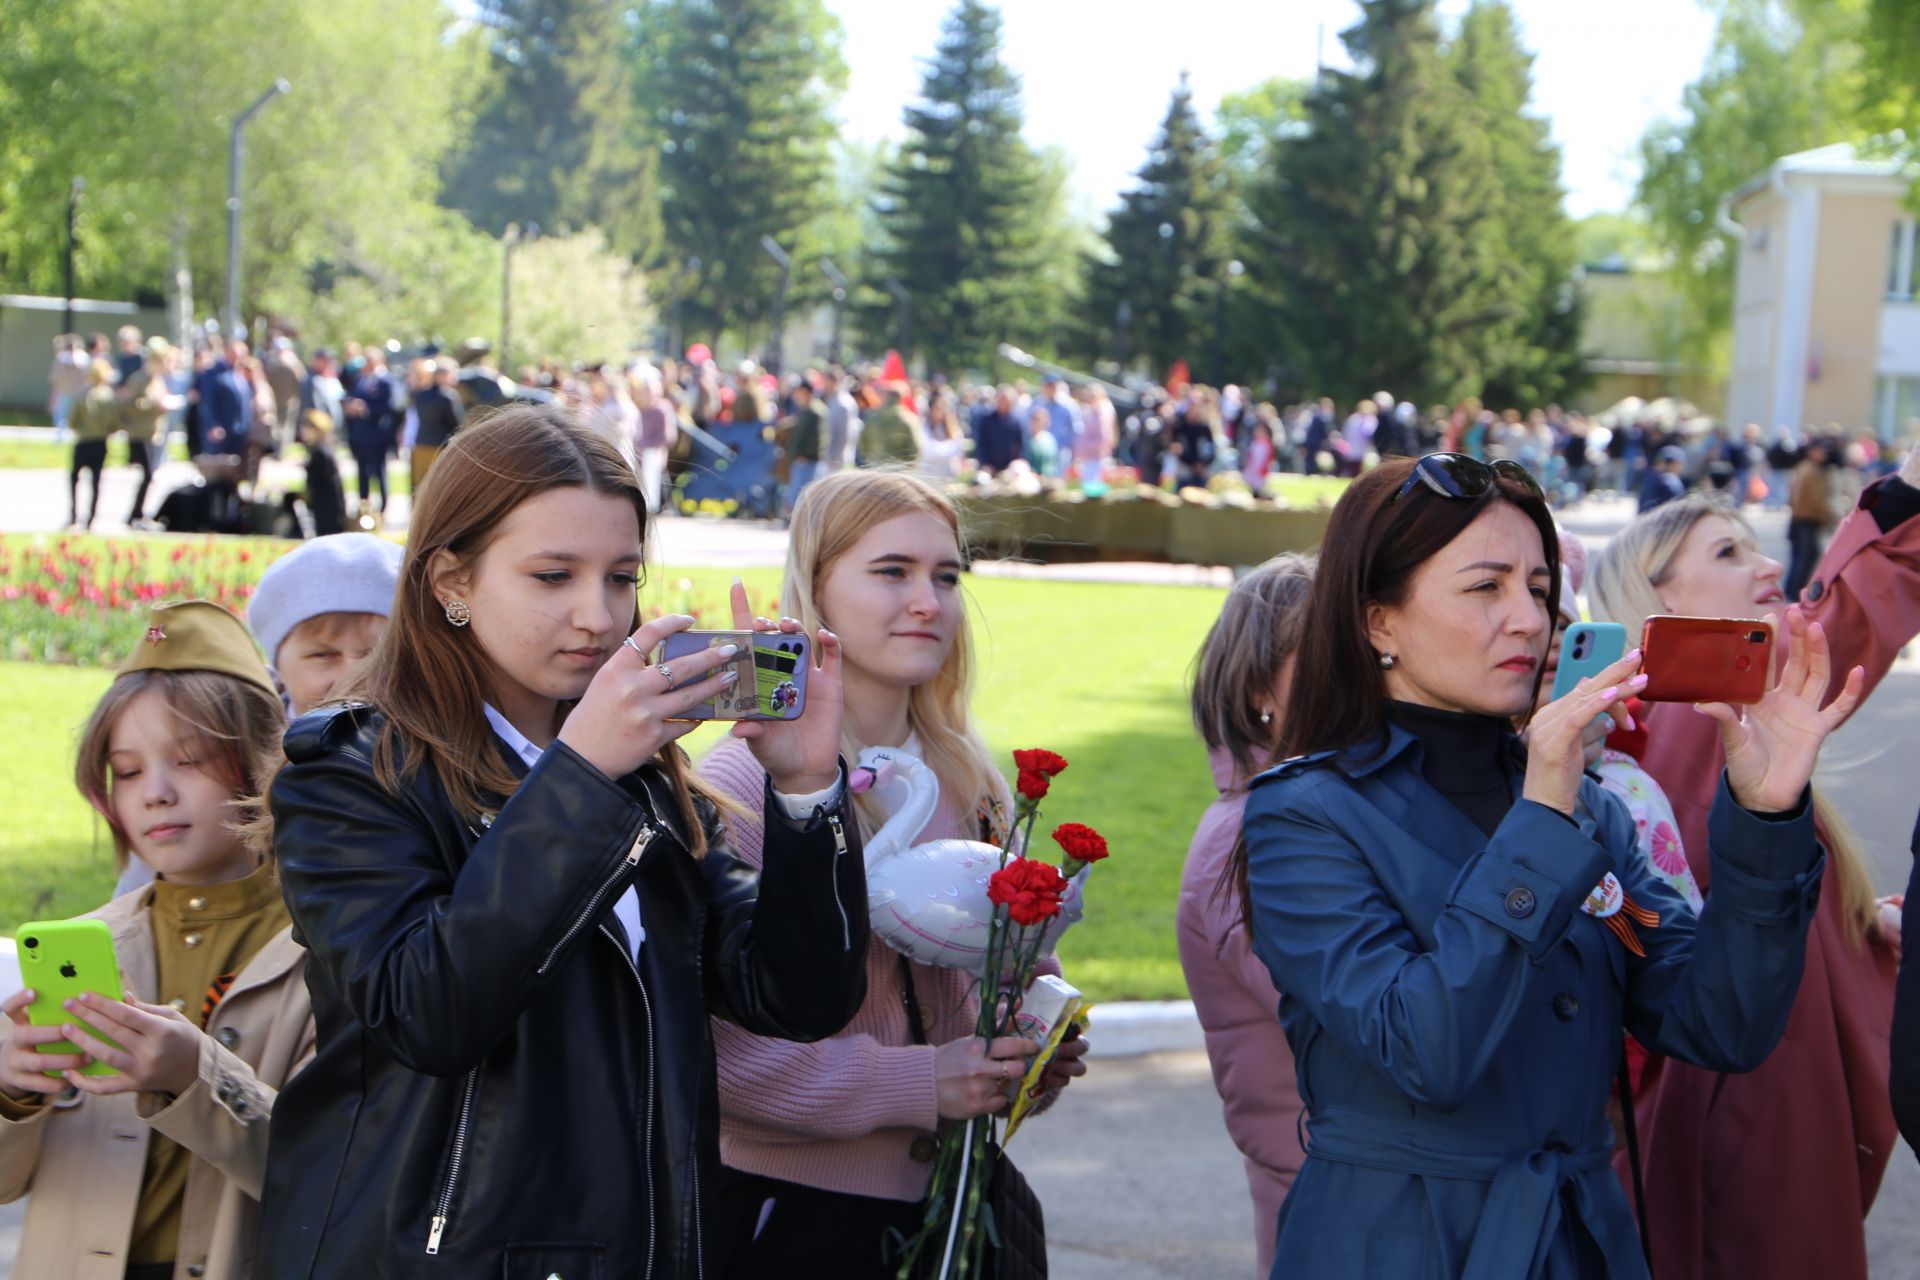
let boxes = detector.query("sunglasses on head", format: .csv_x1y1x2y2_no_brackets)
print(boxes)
1392,452,1544,503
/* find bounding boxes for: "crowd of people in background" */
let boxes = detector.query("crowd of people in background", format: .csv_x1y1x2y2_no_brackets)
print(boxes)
45,329,1918,606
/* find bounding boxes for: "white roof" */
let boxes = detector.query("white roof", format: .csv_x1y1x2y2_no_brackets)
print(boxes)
1732,142,1911,206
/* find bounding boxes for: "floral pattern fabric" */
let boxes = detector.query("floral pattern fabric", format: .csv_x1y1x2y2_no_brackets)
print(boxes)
1595,749,1705,912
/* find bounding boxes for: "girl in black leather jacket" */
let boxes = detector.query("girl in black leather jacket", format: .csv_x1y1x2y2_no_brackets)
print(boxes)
255,405,869,1279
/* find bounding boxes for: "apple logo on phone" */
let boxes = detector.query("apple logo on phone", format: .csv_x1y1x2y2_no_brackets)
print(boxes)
59,962,77,979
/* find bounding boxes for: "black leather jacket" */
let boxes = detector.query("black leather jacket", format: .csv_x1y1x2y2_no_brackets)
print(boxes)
258,705,869,1279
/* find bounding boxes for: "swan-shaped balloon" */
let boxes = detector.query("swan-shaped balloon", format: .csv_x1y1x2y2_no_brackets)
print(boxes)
856,745,1084,977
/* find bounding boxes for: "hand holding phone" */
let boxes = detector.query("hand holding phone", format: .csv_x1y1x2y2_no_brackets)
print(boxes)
721,579,845,797
1552,622,1628,702
10,920,125,1083
1639,616,1774,706
659,630,811,721
1693,606,1866,814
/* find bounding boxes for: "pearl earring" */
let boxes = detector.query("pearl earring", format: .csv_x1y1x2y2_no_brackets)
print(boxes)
443,599,472,627
1260,710,1273,725
1378,652,1395,670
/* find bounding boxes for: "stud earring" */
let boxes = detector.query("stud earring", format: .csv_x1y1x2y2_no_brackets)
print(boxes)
444,599,472,628
1259,710,1273,725
1378,652,1396,670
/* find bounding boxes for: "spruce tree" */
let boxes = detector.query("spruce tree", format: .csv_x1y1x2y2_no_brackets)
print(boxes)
1080,75,1234,380
442,0,660,264
869,0,1046,371
645,0,845,344
1448,0,1583,407
1244,0,1508,405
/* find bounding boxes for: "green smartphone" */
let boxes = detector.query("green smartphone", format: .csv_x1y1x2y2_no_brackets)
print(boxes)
17,919,126,1077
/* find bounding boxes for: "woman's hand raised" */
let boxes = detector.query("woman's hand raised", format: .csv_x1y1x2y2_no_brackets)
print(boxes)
1700,607,1864,814
556,613,742,780
724,579,844,796
1522,651,1646,817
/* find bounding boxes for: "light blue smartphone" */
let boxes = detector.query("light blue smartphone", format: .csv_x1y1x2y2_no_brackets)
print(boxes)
1552,622,1628,701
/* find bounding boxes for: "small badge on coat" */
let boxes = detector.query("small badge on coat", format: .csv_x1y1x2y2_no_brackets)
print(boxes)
1580,871,1659,956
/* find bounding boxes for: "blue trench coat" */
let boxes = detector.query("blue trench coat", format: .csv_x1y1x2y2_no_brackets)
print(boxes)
1243,723,1823,1279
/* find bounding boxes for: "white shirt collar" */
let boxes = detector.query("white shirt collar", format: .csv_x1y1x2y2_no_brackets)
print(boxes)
482,703,546,771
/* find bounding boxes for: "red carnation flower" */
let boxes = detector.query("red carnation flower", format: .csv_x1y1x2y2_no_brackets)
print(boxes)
987,858,1068,927
1051,823,1109,865
1013,748,1069,778
1017,768,1050,802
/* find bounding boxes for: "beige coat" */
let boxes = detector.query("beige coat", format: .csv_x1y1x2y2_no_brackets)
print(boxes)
0,889,313,1280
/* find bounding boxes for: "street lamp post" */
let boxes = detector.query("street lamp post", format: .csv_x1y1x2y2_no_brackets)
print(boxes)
760,235,792,376
224,78,289,339
500,221,539,372
885,277,911,360
63,177,85,336
818,257,848,368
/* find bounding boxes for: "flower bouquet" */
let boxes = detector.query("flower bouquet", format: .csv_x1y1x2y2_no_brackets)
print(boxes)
891,748,1110,1280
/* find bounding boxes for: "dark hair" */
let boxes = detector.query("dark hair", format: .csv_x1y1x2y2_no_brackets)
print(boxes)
1189,553,1317,780
1228,457,1560,922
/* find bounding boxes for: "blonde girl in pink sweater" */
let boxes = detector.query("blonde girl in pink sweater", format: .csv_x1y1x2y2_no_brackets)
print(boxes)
699,469,1089,1278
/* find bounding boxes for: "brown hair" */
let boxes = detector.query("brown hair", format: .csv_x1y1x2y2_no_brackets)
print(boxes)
1227,459,1560,922
76,670,285,871
258,403,723,854
1189,553,1318,781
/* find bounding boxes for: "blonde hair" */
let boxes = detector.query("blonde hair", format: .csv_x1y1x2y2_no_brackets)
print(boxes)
782,468,1006,838
76,670,285,871
1589,495,1880,947
1190,553,1317,781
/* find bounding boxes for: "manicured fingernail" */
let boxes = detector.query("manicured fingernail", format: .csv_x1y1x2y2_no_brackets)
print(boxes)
62,998,76,1011
720,671,739,684
1627,648,1642,661
1624,714,1636,731
716,644,739,658
1630,673,1649,686
1600,686,1618,699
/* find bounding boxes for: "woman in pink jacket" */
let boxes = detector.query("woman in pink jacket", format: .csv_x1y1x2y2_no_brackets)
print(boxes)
1178,552,1315,1277
700,469,1089,1279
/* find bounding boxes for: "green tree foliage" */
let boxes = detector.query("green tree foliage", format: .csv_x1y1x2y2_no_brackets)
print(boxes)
1243,0,1510,405
642,0,847,346
1215,76,1310,198
502,228,656,367
1447,0,1584,407
868,0,1052,372
1634,0,1868,373
1079,76,1235,380
442,0,661,266
0,0,488,336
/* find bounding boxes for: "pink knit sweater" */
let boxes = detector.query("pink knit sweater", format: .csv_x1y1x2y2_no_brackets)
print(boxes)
699,739,981,1201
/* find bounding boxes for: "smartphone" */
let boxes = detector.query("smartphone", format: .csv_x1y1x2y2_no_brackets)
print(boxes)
1552,621,1629,701
16,919,126,1076
1640,615,1774,706
658,630,810,721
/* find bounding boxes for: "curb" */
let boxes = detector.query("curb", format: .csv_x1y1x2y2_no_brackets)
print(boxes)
1084,999,1205,1057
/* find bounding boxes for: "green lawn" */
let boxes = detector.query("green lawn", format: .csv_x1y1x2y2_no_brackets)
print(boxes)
1,566,1227,1000
0,437,190,469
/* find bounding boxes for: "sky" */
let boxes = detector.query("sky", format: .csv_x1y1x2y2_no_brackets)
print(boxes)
825,0,1721,223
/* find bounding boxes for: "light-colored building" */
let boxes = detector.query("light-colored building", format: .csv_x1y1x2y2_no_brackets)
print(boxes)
1574,261,1722,415
1725,143,1918,442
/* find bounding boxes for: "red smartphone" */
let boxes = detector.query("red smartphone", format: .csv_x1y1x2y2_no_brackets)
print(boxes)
1639,615,1774,706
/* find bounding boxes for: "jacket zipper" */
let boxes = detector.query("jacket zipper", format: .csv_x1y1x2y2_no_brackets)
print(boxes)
538,823,655,977
692,1145,705,1279
827,811,851,952
601,922,659,1280
425,1066,482,1254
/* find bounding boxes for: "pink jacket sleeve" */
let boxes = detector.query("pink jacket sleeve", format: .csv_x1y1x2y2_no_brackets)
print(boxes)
1798,475,1920,709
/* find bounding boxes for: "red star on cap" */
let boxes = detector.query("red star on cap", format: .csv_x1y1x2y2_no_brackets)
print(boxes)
145,626,166,645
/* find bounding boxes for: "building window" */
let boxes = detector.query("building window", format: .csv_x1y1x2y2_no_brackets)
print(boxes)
1889,220,1917,299
1875,375,1920,443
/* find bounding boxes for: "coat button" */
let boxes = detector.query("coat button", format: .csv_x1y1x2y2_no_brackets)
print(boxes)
183,931,203,949
187,1265,207,1278
909,1135,938,1163
187,896,208,911
1504,887,1536,919
1805,579,1824,602
1552,992,1579,1021
216,1026,240,1049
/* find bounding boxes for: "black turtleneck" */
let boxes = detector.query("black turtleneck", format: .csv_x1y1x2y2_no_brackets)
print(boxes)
1387,701,1522,838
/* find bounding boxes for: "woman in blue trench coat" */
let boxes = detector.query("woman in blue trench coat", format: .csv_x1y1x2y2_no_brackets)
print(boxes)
1234,454,1863,1279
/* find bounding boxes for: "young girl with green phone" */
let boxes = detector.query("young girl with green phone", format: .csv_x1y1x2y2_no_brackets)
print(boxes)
0,600,311,1280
